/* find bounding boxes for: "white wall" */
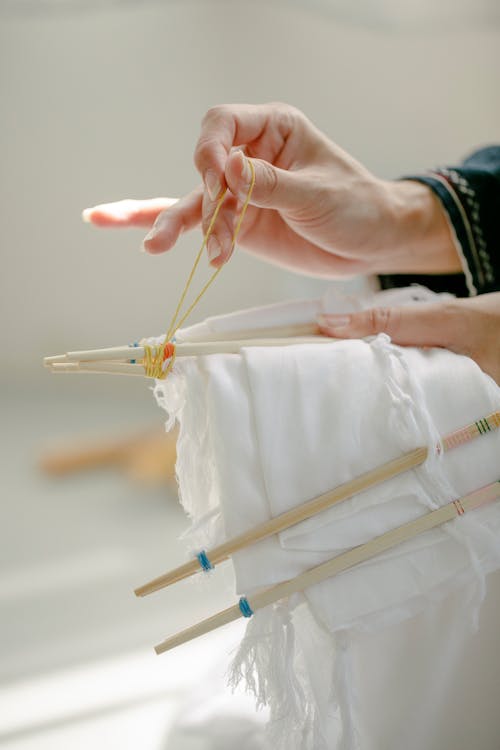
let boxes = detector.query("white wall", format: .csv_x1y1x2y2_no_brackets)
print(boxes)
1,0,499,381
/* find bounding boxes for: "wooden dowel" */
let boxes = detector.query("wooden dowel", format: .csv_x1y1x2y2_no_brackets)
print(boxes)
38,428,175,478
44,354,69,365
135,446,429,597
136,410,500,597
177,336,332,355
155,601,242,654
154,481,500,654
58,336,333,364
177,322,320,343
54,324,324,365
48,362,145,377
64,345,142,362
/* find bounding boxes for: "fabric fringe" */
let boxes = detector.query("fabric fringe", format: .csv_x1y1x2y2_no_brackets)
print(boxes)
227,598,352,750
227,602,310,747
333,630,359,750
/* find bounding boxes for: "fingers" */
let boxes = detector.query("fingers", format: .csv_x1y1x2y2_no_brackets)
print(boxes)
194,103,297,198
318,296,500,385
225,149,305,210
201,189,238,267
200,149,309,263
141,187,203,254
317,302,462,349
82,198,178,228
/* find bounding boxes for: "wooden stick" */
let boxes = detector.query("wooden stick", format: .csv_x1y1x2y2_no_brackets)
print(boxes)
135,447,428,596
44,354,71,365
135,410,500,597
38,427,176,477
176,322,320,342
43,324,324,367
45,336,333,367
49,361,145,376
154,480,500,654
63,345,142,363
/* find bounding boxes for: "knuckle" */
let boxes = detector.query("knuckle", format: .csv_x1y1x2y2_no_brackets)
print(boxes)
257,160,279,206
268,100,302,120
194,136,214,166
201,104,229,127
366,306,399,336
269,101,303,136
194,137,223,174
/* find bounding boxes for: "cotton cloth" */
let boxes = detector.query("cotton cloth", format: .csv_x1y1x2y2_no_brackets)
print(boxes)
154,286,500,750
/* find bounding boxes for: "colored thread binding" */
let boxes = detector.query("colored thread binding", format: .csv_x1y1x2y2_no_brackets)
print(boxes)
129,341,139,364
439,410,500,453
142,160,256,380
143,341,176,380
238,596,254,618
196,550,214,572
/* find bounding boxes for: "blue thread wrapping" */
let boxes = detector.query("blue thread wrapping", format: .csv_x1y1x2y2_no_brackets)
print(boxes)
238,596,254,618
129,341,139,364
196,550,214,572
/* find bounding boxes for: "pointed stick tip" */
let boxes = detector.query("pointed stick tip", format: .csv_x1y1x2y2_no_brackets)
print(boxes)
134,560,202,597
44,355,68,366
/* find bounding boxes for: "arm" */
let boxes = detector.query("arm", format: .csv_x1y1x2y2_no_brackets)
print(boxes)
379,146,500,297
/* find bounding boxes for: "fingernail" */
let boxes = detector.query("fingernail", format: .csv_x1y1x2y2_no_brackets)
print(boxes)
144,228,155,242
317,314,351,330
205,170,221,202
207,236,222,263
141,225,158,253
82,208,92,223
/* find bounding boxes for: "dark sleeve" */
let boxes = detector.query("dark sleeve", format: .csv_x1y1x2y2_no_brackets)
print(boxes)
379,145,500,297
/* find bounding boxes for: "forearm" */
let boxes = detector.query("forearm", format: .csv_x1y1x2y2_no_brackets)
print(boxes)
376,179,462,276
379,145,500,297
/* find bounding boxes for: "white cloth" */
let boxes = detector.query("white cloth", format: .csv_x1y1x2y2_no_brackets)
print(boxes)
154,286,500,750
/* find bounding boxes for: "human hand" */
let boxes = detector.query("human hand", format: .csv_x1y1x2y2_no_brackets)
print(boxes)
82,102,461,278
317,292,500,385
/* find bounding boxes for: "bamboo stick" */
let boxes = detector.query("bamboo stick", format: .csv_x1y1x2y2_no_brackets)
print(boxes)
49,361,145,376
135,446,429,596
176,322,320,342
45,336,333,368
39,428,176,480
135,410,500,597
154,480,500,654
43,323,324,367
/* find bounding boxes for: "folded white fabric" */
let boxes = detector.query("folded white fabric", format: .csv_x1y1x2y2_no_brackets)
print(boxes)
154,286,500,750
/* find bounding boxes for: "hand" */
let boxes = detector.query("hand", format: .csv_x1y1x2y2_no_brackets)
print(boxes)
318,292,500,385
82,102,461,278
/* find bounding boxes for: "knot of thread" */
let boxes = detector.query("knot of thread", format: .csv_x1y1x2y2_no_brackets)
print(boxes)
142,341,176,380
140,158,255,380
196,550,214,572
238,596,254,618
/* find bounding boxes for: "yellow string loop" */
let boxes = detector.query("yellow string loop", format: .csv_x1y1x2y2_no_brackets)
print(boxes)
142,159,256,379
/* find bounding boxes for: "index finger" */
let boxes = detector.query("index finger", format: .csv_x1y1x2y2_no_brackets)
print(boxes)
82,198,178,228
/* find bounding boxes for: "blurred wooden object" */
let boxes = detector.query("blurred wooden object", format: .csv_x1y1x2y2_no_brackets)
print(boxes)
39,427,177,486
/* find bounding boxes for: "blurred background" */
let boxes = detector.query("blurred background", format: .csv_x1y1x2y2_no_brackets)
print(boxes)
0,1,499,748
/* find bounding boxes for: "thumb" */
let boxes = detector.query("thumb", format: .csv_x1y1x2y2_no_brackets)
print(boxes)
225,149,305,211
317,302,462,350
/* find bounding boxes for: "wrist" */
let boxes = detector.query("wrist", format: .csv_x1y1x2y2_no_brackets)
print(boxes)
376,179,462,275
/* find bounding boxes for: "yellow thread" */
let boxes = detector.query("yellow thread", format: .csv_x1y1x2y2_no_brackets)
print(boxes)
143,159,256,379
